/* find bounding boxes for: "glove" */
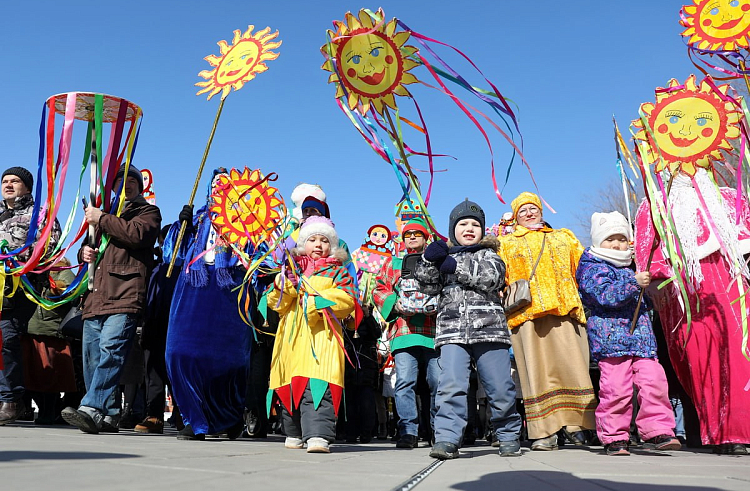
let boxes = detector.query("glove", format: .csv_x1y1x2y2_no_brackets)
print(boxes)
423,240,449,263
284,267,299,288
439,256,458,274
178,204,194,225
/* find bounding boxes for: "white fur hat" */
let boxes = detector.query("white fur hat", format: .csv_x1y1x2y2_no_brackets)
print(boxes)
297,216,338,248
291,183,326,220
591,211,631,248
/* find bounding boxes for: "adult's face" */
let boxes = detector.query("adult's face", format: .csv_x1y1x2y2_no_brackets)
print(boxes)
114,176,141,202
403,230,426,252
516,203,542,228
301,206,323,221
2,174,30,202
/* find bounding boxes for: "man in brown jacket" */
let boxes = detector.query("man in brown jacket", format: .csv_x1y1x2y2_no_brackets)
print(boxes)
61,164,161,434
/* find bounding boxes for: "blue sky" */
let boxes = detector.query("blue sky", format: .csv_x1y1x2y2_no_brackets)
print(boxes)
0,1,697,251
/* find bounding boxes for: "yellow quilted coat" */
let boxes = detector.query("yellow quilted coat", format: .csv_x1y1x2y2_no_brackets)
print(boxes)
497,226,586,329
267,262,356,395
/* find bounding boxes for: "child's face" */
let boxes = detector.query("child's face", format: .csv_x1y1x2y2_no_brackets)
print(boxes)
600,233,629,251
304,234,331,259
455,218,482,246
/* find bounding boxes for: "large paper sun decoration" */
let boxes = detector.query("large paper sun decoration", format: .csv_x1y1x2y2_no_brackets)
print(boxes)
196,25,281,100
633,75,741,176
210,168,282,248
681,0,750,51
322,8,419,114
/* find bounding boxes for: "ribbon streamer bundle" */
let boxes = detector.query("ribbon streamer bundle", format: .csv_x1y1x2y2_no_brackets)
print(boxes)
1,92,142,309
321,8,546,236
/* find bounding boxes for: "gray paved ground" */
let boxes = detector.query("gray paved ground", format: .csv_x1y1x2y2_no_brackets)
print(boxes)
2,422,748,491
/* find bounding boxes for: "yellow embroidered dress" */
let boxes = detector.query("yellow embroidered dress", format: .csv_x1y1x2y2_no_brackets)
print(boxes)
266,257,356,415
498,225,596,439
498,226,586,328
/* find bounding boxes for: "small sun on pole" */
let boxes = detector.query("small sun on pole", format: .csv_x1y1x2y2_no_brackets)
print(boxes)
167,25,281,278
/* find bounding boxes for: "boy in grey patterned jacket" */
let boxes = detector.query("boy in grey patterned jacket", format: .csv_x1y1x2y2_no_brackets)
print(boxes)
417,199,521,459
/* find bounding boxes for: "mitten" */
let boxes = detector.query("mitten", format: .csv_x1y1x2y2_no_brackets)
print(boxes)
178,205,194,225
423,240,449,263
439,256,458,274
284,267,299,288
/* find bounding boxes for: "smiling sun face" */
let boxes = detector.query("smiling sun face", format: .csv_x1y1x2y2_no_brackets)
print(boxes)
681,0,750,50
196,25,281,100
322,8,419,114
210,168,282,248
633,75,741,176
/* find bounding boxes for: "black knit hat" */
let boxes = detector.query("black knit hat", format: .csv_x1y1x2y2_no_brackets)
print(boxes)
448,198,485,244
2,167,33,193
114,164,144,193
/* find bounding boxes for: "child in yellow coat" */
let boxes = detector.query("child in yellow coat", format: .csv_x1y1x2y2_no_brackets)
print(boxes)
266,216,357,453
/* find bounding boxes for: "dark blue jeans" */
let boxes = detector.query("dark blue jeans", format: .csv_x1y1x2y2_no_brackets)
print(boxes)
393,345,439,437
434,343,521,445
80,314,137,416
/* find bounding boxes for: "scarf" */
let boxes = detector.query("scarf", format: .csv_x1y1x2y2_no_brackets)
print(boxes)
668,170,747,284
524,222,545,231
589,247,633,267
163,204,241,289
448,244,484,254
295,255,341,277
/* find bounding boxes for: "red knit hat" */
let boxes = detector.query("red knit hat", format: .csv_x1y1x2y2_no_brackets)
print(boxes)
402,218,430,237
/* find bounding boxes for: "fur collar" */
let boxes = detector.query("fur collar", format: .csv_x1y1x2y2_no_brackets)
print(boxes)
446,235,498,251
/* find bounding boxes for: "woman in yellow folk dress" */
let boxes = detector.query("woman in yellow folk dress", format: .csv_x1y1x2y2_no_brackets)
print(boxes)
266,216,356,454
497,192,596,450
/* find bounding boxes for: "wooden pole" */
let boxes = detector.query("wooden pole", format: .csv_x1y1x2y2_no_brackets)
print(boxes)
630,172,675,333
88,122,98,291
166,96,227,278
382,107,420,195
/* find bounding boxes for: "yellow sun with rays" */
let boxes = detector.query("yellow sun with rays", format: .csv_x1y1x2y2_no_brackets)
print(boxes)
681,0,750,51
196,26,281,100
210,168,282,247
633,75,741,176
322,8,419,114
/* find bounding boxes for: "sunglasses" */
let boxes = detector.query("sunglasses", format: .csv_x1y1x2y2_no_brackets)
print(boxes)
403,231,425,238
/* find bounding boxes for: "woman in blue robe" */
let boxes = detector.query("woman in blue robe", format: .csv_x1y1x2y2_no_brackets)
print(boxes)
164,169,253,440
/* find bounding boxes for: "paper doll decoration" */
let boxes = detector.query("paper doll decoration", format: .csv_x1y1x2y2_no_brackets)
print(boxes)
209,167,283,249
681,0,750,51
632,75,741,176
141,168,155,205
197,25,282,100
352,224,394,275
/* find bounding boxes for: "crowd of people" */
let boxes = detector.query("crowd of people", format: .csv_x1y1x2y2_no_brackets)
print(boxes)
0,164,749,459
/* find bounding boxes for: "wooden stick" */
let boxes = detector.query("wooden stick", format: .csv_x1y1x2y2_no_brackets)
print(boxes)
167,96,227,278
630,172,675,333
382,107,420,195
88,122,98,291
740,60,750,97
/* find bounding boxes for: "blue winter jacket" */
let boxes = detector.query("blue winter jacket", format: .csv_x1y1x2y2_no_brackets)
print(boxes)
575,248,658,362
